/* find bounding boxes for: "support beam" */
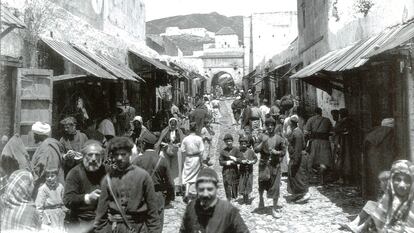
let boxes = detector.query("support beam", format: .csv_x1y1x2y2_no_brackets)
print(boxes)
0,25,16,40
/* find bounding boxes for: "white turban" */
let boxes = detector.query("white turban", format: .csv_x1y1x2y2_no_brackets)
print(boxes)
32,122,51,135
132,116,143,124
381,118,395,128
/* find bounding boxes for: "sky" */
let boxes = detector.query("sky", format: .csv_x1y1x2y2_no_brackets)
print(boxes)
144,0,297,21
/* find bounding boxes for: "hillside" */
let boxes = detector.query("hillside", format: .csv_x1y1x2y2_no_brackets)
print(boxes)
146,12,244,42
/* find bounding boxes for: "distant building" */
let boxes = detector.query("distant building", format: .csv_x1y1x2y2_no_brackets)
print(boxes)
214,27,239,48
161,27,215,38
244,11,298,70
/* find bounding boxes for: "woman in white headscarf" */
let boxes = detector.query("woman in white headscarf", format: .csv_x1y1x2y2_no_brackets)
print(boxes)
156,118,185,193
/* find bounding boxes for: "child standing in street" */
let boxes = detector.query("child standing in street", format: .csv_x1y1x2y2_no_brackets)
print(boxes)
35,168,66,232
238,135,257,204
219,134,241,201
201,120,214,166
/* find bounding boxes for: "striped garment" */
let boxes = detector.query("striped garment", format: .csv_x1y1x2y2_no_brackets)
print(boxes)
369,160,414,232
0,170,41,231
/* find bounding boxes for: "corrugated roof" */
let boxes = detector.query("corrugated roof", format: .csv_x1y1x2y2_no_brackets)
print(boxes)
366,20,414,58
291,21,414,79
73,45,144,82
216,27,236,36
129,49,178,76
41,37,117,80
1,6,26,28
291,46,351,78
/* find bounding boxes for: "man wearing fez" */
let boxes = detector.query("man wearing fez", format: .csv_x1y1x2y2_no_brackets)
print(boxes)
31,122,65,196
132,136,175,227
64,140,106,233
179,168,249,233
60,116,88,175
95,137,161,233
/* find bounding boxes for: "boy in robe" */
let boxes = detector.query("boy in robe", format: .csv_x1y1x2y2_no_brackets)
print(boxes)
254,117,286,218
238,135,257,204
219,134,241,201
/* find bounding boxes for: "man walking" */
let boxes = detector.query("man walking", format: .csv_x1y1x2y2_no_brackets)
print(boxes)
254,117,286,218
94,137,161,233
132,138,175,227
179,168,249,233
180,122,205,203
304,107,333,185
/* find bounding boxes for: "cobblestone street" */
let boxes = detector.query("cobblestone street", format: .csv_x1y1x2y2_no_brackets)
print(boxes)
163,99,364,233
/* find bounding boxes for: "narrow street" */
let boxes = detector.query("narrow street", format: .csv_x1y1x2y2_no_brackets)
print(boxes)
163,99,364,233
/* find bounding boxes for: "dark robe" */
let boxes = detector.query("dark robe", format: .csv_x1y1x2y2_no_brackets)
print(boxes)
179,199,249,233
31,138,65,196
255,132,286,199
64,164,106,223
304,115,333,168
94,165,161,233
362,126,397,200
132,150,175,227
219,147,241,200
335,117,358,182
238,149,257,195
287,127,308,195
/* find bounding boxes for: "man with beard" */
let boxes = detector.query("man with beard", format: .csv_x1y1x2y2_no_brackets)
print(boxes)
31,122,65,197
64,140,106,233
254,117,286,218
95,137,161,233
60,116,88,175
179,168,249,233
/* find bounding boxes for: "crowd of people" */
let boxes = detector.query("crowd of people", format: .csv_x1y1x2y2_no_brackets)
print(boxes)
0,86,411,233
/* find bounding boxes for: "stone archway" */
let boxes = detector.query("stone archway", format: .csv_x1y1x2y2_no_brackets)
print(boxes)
211,71,235,96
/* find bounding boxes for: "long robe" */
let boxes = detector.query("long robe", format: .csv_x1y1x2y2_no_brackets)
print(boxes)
189,107,211,135
180,134,204,186
304,115,333,168
238,149,257,195
94,165,161,233
231,99,245,123
31,138,65,196
287,127,308,195
335,117,358,181
362,126,397,200
219,147,241,199
180,199,249,233
255,132,286,199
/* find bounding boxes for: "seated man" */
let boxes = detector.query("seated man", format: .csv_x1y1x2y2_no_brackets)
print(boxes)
180,168,249,233
64,140,106,233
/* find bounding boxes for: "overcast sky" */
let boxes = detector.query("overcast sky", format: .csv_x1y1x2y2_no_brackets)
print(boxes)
145,0,297,21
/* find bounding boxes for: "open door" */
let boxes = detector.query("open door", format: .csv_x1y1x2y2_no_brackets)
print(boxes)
14,68,53,154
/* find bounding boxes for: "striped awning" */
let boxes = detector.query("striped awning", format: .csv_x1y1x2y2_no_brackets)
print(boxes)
41,37,117,80
73,45,144,82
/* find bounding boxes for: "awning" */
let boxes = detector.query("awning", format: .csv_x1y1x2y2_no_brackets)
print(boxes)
169,62,191,80
42,37,117,80
365,20,414,58
1,6,26,28
73,45,144,82
53,74,87,82
291,22,413,79
129,50,178,76
268,62,290,73
290,46,352,79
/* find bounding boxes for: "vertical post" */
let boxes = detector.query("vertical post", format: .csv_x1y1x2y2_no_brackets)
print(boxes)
406,60,414,161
